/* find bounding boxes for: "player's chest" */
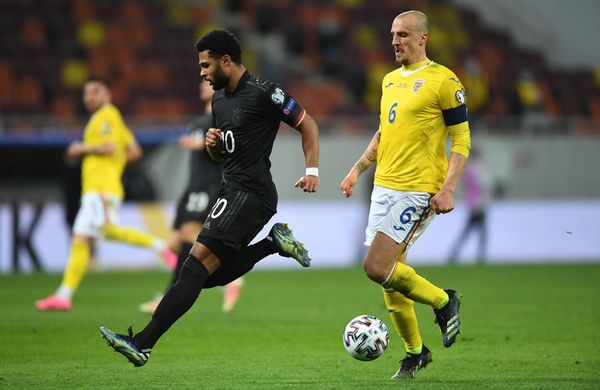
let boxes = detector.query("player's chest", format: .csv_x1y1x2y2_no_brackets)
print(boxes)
381,77,439,115
84,119,114,142
213,95,263,131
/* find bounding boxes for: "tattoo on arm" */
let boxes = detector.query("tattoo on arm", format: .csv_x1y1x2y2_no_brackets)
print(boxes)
353,131,380,174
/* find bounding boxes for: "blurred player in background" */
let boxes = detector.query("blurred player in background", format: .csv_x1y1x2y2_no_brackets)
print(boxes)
99,29,320,367
139,80,244,314
340,11,470,380
447,147,490,264
35,77,176,311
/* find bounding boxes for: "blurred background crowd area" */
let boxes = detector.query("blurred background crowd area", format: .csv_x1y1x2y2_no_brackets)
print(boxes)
1,0,600,135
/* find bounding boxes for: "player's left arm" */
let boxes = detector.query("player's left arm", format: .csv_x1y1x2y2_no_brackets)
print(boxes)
430,74,471,214
265,83,320,193
294,112,320,193
431,151,467,214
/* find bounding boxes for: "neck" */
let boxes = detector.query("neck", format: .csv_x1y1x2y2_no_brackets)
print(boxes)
403,52,428,66
225,65,247,94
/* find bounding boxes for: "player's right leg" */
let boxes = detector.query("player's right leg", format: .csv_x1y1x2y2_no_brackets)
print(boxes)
102,224,176,270
99,194,176,269
140,221,201,314
384,288,433,379
100,241,221,365
222,277,244,313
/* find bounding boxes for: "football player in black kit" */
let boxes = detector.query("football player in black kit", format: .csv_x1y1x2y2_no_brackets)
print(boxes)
100,29,320,367
139,80,245,315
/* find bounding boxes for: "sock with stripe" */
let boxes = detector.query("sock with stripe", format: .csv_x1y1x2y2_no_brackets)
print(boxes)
135,255,209,350
383,288,423,354
57,238,91,298
382,261,449,309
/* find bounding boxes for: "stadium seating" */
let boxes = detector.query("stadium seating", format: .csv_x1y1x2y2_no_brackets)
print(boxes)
0,0,598,133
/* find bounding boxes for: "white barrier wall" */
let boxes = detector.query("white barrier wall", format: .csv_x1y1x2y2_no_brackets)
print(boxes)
1,200,599,274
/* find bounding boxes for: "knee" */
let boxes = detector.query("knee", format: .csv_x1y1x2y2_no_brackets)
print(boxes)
363,261,388,284
101,223,116,240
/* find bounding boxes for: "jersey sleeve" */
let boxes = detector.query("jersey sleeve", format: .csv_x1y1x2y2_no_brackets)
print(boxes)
261,83,306,128
113,109,135,145
439,74,471,158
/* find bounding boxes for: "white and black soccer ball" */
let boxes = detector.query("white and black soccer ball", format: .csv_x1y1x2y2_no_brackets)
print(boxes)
342,314,389,361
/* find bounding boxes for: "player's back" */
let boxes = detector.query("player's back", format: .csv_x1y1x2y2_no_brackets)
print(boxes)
82,104,135,198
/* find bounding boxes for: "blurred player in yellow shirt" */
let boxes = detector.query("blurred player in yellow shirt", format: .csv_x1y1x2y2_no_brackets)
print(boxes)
341,11,470,380
36,77,176,311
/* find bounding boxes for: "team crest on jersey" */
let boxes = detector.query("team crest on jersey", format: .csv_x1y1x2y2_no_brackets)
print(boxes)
412,79,425,94
232,108,247,126
271,87,285,105
455,88,467,105
101,121,110,135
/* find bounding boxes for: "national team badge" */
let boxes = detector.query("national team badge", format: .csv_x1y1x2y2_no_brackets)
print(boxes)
271,87,285,105
412,79,425,94
455,88,467,105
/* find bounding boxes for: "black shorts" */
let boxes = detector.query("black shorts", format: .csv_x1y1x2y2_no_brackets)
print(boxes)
197,185,275,263
173,184,220,230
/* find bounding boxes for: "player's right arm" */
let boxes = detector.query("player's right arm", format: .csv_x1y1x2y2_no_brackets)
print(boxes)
340,130,380,198
205,128,224,162
125,140,143,163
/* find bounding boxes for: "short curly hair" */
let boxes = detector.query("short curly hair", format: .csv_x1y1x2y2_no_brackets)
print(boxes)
195,29,242,64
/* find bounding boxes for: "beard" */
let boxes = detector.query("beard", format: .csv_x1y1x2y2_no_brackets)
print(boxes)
210,64,229,90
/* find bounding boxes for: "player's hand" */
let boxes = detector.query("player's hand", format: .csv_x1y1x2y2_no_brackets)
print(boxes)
205,128,222,148
430,188,455,214
340,169,359,198
179,134,204,150
66,141,85,159
295,175,319,193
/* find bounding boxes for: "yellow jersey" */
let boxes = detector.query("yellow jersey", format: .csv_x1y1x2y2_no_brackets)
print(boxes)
375,59,471,193
81,104,135,198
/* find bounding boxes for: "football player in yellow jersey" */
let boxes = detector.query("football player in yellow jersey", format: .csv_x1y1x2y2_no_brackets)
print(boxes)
36,77,176,311
341,11,471,380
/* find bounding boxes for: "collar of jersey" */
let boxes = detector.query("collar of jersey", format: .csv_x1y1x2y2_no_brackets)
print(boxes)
399,59,433,77
225,71,250,96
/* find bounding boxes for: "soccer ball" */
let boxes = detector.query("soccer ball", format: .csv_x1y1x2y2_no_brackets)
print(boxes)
342,314,389,361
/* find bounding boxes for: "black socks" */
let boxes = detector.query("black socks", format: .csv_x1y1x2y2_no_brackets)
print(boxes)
135,255,209,350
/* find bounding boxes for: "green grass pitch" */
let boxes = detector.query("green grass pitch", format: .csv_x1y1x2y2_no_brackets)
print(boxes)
1,264,599,389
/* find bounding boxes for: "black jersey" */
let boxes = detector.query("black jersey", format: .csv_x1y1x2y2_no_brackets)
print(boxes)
187,114,222,190
211,71,306,211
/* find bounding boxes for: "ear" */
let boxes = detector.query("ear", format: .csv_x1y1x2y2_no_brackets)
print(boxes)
221,55,232,68
419,33,428,46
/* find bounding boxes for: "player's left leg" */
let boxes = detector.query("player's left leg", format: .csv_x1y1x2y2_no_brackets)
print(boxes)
202,222,310,289
36,193,103,311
